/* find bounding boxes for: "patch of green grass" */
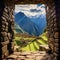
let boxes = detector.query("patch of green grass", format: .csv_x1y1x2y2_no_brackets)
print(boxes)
14,32,48,52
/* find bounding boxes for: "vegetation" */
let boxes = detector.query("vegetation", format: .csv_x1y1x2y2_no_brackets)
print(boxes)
14,32,48,52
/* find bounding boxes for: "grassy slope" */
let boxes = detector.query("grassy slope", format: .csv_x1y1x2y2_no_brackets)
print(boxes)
14,32,48,52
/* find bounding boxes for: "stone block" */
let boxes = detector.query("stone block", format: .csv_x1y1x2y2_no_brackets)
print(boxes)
1,32,7,37
54,32,59,39
6,55,17,60
1,40,9,46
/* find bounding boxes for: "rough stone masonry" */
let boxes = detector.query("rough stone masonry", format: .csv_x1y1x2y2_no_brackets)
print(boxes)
0,0,15,59
0,0,60,60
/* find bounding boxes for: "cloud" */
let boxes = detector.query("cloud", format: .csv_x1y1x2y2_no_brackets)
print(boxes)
30,9,41,12
15,4,46,18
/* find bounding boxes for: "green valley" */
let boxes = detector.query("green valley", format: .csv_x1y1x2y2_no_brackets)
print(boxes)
14,32,48,52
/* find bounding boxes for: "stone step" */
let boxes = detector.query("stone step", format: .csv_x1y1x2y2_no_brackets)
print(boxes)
39,45,49,51
5,51,46,60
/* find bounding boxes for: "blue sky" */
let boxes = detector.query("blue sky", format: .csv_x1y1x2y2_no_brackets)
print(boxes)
15,4,46,18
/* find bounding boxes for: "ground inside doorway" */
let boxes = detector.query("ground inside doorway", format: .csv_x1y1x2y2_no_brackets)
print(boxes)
5,51,46,60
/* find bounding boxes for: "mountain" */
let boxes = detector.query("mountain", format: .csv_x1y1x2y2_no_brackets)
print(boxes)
15,12,41,36
29,14,47,34
15,23,25,33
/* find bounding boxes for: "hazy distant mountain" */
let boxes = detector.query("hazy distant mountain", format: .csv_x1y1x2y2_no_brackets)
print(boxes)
15,23,25,33
15,12,42,36
30,14,47,34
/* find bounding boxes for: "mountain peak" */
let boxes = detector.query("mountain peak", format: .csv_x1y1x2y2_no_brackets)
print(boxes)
15,12,46,36
16,12,25,16
15,12,26,22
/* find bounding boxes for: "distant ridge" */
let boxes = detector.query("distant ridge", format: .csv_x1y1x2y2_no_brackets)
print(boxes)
15,12,46,36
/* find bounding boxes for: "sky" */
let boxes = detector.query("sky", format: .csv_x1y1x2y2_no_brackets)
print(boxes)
15,4,46,18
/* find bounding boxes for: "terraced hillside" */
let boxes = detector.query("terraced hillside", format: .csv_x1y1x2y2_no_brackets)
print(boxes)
14,32,48,52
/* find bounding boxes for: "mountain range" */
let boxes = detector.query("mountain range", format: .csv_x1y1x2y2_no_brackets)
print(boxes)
15,12,46,36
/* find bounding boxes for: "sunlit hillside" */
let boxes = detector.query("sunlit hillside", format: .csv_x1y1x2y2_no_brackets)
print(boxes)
14,31,48,52
14,4,47,52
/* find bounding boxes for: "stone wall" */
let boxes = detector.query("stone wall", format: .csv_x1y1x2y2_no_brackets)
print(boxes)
46,0,59,60
0,0,15,59
55,0,60,59
0,0,60,60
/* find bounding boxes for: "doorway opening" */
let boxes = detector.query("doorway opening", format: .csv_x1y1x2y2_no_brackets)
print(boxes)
14,4,48,52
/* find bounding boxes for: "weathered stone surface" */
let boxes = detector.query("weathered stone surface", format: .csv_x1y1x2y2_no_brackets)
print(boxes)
54,32,59,39
5,51,46,60
0,0,15,59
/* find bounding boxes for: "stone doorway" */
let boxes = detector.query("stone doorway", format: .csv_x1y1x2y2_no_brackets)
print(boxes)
0,0,60,60
14,4,48,52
